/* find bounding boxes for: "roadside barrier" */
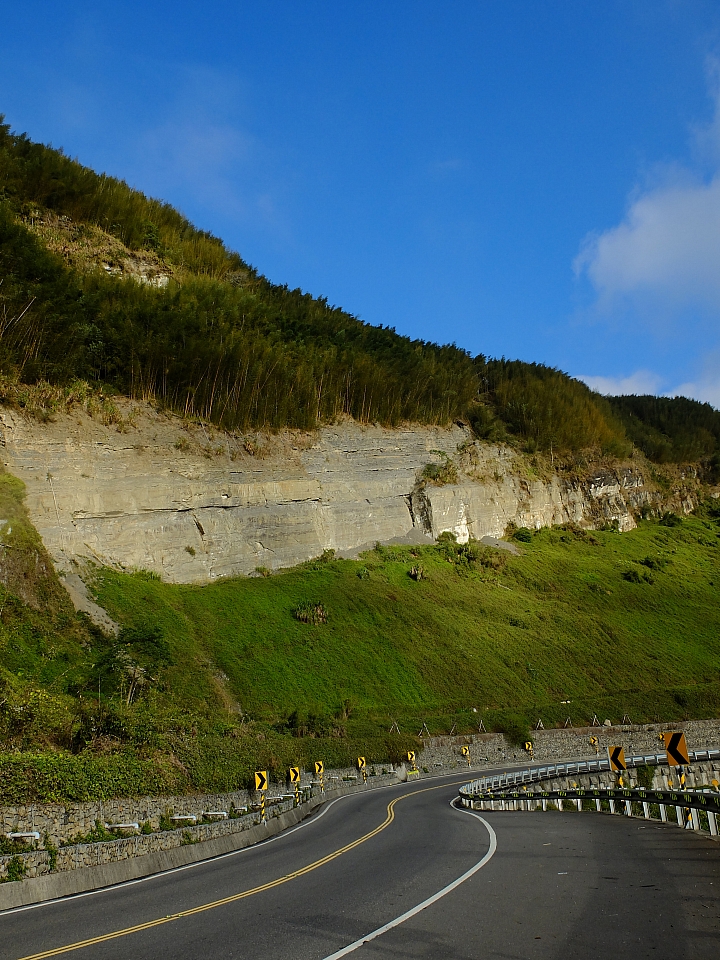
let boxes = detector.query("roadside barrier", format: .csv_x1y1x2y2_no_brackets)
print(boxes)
458,748,720,838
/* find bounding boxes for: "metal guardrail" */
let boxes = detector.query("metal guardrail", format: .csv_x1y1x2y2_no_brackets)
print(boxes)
458,748,720,799
458,748,720,837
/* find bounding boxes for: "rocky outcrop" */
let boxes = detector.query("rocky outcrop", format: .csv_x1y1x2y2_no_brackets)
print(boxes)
412,448,653,544
0,403,696,586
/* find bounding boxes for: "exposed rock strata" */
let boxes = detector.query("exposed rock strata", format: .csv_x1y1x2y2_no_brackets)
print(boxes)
0,405,695,586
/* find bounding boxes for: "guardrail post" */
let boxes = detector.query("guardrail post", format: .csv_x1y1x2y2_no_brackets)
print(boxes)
595,798,601,812
609,799,616,814
709,811,718,837
557,799,563,811
659,804,667,822
643,802,650,819
624,800,632,817
690,808,701,831
676,805,684,827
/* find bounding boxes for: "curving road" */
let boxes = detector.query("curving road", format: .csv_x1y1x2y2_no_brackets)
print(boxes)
2,772,720,960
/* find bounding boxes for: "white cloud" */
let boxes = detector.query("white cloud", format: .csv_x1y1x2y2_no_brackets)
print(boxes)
575,174,720,313
575,66,720,321
578,370,664,397
669,376,720,408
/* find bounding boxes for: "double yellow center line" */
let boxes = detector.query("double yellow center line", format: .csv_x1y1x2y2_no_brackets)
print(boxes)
17,784,442,960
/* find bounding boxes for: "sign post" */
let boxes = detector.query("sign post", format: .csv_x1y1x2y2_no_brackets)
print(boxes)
314,760,325,793
289,766,301,805
407,750,418,774
357,756,367,784
461,745,471,767
524,740,534,759
255,770,268,822
607,745,626,789
589,735,599,757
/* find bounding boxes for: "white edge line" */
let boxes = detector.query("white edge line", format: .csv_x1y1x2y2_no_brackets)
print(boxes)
320,800,497,960
0,770,476,917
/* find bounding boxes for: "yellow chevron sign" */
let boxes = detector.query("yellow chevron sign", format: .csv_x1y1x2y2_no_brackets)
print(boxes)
289,766,300,783
254,770,268,791
663,731,690,766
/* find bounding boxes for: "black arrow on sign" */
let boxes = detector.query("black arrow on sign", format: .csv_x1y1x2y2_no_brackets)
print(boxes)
609,746,626,771
665,732,690,765
255,771,267,790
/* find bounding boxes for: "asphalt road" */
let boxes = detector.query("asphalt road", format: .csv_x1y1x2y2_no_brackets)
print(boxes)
2,772,720,960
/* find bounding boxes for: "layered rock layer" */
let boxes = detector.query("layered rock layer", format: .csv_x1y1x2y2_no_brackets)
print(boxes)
0,404,691,585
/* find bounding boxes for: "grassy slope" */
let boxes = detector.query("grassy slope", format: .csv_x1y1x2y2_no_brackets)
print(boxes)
94,511,720,735
2,484,719,801
0,468,91,707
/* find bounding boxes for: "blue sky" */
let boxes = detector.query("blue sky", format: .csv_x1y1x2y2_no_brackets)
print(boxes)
3,1,720,406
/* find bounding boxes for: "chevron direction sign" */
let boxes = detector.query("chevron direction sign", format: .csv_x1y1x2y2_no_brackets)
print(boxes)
663,731,690,766
607,745,627,772
254,770,268,791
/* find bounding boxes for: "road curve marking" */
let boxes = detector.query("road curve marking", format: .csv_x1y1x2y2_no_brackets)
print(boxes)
15,784,446,960
320,802,497,959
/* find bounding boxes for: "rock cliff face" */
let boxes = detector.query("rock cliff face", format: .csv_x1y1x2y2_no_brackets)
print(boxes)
0,403,694,586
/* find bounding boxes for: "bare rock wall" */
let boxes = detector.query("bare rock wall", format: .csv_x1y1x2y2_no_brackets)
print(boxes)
0,406,692,586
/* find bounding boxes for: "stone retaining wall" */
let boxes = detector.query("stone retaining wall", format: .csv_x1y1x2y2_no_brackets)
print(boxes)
0,776,402,911
0,772,398,884
0,764,391,846
417,719,720,770
3,722,718,847
0,774,397,882
2,721,719,888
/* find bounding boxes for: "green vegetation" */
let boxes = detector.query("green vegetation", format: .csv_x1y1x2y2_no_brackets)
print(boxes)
1,115,718,459
90,512,720,739
1,856,27,883
0,117,477,430
607,394,720,467
7,502,717,803
473,357,630,456
0,467,104,757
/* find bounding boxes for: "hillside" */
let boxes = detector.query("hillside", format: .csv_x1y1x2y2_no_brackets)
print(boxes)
1,476,719,800
1,115,720,802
